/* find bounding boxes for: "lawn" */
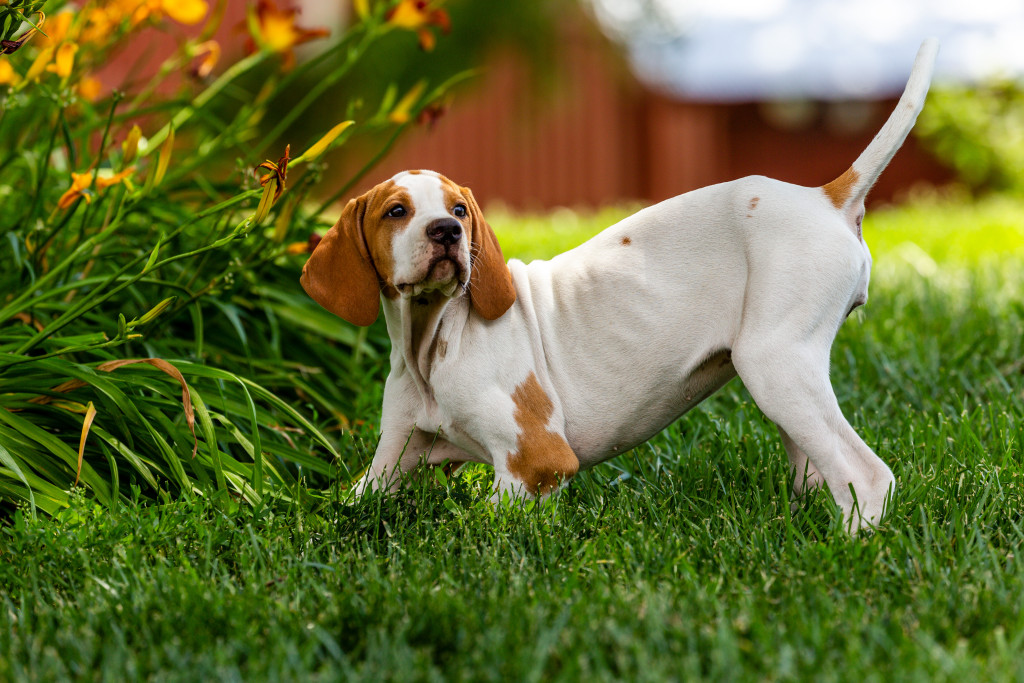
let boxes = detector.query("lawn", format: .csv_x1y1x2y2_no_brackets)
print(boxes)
2,193,1023,680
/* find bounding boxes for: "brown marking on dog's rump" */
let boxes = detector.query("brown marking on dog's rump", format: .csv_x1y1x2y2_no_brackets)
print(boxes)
621,236,631,246
822,167,860,209
407,169,422,175
749,197,759,210
507,372,578,495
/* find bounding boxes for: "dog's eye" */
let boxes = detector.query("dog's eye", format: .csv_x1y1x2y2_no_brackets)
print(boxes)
452,204,467,218
386,205,406,218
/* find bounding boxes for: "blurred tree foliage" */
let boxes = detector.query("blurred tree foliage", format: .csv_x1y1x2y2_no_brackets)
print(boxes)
271,0,575,192
917,80,1024,194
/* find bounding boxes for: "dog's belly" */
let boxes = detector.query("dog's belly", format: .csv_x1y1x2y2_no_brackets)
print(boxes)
566,350,738,467
509,193,748,467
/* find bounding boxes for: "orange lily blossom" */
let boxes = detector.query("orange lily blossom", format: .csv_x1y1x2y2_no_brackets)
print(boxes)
47,43,79,79
26,10,76,81
58,168,135,210
190,40,221,79
251,0,329,70
159,0,209,25
57,172,94,209
115,0,209,27
38,11,74,48
78,75,104,101
96,167,136,192
0,60,20,86
254,145,290,202
387,0,450,51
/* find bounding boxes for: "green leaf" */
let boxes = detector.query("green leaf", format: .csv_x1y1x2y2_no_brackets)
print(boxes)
0,442,37,519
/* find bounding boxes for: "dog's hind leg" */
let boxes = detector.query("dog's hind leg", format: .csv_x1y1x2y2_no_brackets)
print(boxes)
778,425,824,497
732,337,895,533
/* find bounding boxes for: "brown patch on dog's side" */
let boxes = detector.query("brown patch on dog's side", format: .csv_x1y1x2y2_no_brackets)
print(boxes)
822,167,860,209
621,236,631,246
507,372,578,495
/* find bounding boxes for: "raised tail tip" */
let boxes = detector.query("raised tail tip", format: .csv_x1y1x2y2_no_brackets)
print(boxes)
918,37,940,65
821,38,941,213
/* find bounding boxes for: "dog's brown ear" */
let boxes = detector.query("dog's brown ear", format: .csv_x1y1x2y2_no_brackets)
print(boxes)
300,195,381,327
462,186,516,320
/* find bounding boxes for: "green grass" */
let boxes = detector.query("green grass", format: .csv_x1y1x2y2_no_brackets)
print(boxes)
2,194,1023,680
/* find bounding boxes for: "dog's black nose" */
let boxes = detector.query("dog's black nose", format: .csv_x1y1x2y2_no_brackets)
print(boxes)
426,219,462,246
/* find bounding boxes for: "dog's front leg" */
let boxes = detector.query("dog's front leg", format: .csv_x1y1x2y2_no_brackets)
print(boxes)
484,380,580,505
350,426,432,497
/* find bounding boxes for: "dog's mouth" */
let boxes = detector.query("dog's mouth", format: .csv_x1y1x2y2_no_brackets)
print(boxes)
397,257,467,298
428,257,458,283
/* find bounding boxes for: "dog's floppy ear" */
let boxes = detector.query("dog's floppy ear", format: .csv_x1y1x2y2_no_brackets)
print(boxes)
300,195,381,327
462,186,516,320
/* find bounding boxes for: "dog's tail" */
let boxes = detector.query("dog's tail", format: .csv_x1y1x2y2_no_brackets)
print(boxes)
822,38,939,216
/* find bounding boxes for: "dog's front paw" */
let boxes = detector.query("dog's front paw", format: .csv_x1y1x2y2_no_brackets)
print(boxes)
838,466,896,534
345,467,401,502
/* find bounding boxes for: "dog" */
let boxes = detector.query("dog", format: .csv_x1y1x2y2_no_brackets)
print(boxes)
301,40,938,532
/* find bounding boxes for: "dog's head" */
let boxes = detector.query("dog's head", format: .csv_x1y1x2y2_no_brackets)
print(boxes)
301,170,516,326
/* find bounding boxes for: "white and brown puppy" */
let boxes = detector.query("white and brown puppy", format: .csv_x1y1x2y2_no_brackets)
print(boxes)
302,40,939,532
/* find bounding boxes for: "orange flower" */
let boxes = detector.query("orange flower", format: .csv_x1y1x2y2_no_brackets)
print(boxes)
27,10,79,82
160,0,209,25
78,75,104,101
190,40,220,79
97,167,136,191
286,233,321,254
58,172,95,210
0,60,21,86
250,0,329,70
388,80,426,124
92,0,208,29
46,43,79,79
254,145,290,202
80,7,116,44
387,0,449,51
37,11,74,48
58,168,135,209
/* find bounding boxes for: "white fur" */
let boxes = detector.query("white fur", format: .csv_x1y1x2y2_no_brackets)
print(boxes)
350,41,940,532
389,170,468,297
